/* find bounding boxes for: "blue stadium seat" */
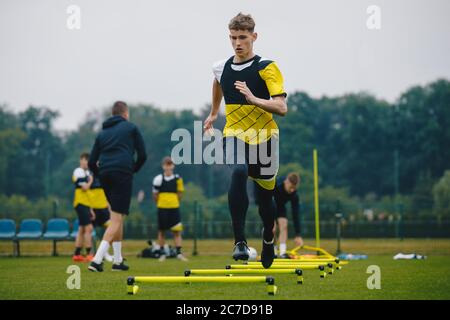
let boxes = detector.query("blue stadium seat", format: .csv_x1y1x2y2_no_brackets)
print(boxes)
43,218,70,256
43,218,70,240
0,219,16,240
16,219,43,239
15,219,43,257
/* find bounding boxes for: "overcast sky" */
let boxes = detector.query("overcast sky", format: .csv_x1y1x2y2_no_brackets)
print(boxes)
1,0,449,131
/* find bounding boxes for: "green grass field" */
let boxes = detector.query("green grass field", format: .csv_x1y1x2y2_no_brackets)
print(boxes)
1,239,450,300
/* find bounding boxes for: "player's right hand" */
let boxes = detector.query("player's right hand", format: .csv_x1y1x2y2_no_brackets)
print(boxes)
294,236,304,247
203,113,218,132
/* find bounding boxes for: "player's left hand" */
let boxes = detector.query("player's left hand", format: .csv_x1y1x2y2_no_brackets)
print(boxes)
90,209,96,221
235,81,257,105
294,236,304,247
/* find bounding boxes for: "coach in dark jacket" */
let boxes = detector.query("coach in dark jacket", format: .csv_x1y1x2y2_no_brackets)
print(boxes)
88,101,147,272
89,114,146,176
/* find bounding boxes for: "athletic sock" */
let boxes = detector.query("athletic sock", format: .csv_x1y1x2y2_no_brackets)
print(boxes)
279,243,287,255
176,246,182,255
112,241,123,264
93,240,110,264
85,247,91,255
228,164,249,244
74,247,82,256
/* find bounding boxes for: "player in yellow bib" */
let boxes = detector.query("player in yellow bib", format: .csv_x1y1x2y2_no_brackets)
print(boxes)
72,153,95,262
72,152,113,262
204,13,288,268
152,156,188,261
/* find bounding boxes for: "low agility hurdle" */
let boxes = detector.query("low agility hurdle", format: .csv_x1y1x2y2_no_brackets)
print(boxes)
272,258,348,269
227,264,329,278
273,258,338,263
250,261,330,266
247,261,337,274
185,268,304,284
127,276,278,295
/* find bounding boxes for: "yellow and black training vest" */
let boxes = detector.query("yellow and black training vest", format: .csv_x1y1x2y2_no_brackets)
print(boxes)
153,174,184,209
213,55,286,145
72,168,91,208
88,176,109,209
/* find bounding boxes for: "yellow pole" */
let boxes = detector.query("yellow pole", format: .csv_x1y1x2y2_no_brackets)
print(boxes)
313,149,320,249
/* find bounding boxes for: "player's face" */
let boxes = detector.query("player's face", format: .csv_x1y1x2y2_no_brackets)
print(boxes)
79,158,88,169
163,163,175,174
229,29,257,59
284,180,298,194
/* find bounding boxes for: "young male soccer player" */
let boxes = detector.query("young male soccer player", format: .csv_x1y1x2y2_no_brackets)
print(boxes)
152,156,188,262
203,13,288,268
273,173,303,258
88,101,147,272
72,153,113,262
72,152,95,262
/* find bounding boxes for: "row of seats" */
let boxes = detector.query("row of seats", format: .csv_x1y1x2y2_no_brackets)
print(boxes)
0,218,96,240
0,218,96,256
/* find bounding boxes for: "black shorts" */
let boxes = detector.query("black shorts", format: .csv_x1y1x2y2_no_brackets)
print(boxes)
274,200,287,219
75,204,92,226
99,171,133,215
158,208,181,231
93,208,110,227
275,208,287,219
223,136,279,189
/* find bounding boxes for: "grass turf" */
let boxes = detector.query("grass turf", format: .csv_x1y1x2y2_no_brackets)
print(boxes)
0,239,450,300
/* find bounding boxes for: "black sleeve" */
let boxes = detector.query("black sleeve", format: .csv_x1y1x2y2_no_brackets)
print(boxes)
88,137,100,176
133,127,147,173
74,177,88,188
291,193,301,236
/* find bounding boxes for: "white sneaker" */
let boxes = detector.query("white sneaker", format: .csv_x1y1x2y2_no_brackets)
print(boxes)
176,253,188,262
158,255,166,262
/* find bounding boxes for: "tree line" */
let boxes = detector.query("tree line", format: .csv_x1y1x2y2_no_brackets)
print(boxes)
0,78,449,224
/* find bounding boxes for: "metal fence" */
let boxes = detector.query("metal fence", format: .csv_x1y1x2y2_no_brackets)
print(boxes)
124,220,450,239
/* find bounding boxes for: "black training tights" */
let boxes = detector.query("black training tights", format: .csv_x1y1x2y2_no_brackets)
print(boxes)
228,164,275,244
